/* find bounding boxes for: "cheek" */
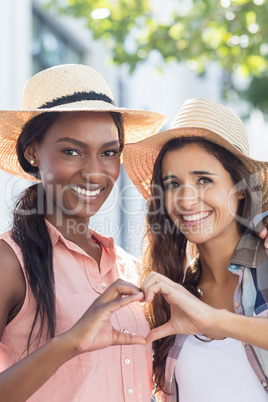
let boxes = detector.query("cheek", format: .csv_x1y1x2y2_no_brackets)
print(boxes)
165,193,177,217
206,188,238,218
39,161,74,183
107,159,120,182
227,193,241,217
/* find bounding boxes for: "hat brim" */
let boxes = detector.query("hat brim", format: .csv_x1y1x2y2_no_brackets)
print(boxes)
0,100,167,181
124,126,268,212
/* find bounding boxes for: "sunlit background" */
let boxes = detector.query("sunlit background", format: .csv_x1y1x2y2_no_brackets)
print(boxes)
0,0,267,256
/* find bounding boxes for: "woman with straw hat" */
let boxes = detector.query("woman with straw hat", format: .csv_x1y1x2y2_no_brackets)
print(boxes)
0,64,167,401
124,98,268,401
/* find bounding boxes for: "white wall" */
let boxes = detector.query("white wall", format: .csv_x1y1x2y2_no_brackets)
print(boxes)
0,0,33,232
0,0,32,108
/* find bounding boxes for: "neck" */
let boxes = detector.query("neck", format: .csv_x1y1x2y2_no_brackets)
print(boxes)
197,230,241,285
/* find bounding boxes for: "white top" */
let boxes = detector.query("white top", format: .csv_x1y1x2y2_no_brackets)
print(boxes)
175,335,267,402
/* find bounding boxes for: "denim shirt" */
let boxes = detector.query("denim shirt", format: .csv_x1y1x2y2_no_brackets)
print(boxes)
162,232,268,402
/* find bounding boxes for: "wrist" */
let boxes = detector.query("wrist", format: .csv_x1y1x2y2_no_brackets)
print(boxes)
212,308,233,338
52,332,80,363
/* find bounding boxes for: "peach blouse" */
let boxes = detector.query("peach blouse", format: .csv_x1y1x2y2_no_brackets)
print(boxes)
0,221,152,401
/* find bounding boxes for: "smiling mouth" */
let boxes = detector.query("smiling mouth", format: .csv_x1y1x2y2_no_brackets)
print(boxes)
69,185,104,197
181,211,212,222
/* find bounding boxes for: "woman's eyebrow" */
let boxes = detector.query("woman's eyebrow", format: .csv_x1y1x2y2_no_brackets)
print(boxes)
54,138,120,149
100,140,120,148
162,174,177,182
191,170,216,175
162,171,217,181
54,137,87,148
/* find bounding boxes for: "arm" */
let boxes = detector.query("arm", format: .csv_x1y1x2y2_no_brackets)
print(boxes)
0,241,145,402
141,271,268,350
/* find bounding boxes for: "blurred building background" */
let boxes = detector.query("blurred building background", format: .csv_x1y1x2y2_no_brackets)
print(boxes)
0,0,267,256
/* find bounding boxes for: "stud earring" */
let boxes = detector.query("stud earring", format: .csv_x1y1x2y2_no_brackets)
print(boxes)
30,160,35,165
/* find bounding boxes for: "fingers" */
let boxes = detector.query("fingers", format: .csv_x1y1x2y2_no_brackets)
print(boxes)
258,216,268,249
70,283,146,353
90,280,145,320
259,226,267,239
99,279,143,304
106,291,144,314
146,323,175,344
259,227,268,250
113,330,146,346
263,227,268,249
140,272,175,303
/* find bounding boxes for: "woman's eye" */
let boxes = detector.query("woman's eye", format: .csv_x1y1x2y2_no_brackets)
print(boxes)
102,150,119,157
198,177,213,185
63,149,81,156
165,181,181,190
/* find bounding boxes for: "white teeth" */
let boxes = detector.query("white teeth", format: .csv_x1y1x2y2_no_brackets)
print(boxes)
71,186,101,197
182,212,211,222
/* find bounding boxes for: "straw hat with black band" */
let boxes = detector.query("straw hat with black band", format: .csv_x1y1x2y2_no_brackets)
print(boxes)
124,98,268,212
0,63,168,181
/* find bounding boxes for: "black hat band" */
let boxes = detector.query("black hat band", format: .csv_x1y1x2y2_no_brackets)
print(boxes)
39,91,115,109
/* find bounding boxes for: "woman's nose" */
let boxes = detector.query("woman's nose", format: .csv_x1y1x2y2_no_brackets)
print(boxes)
176,184,199,211
80,156,104,182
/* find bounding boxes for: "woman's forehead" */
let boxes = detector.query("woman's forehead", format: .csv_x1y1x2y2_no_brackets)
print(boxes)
43,111,119,144
162,143,225,173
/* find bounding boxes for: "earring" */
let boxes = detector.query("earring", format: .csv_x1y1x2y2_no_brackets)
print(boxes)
30,160,35,165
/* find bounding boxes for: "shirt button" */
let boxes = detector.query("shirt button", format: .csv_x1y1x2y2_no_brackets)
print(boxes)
125,358,131,365
262,381,267,388
123,329,129,333
235,301,240,308
230,264,237,269
101,283,107,289
128,389,133,395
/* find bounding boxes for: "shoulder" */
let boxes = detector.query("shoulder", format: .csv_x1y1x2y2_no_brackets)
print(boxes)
0,236,26,284
114,246,141,284
232,231,268,268
0,236,23,267
0,238,26,335
238,233,268,316
244,231,268,267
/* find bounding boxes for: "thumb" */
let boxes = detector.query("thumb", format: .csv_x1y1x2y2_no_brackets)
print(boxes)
113,330,146,346
146,323,175,344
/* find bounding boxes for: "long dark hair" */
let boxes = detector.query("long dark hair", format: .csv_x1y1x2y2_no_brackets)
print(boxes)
141,137,259,394
12,111,124,350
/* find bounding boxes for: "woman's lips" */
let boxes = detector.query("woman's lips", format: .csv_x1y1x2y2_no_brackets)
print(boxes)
178,211,213,226
69,184,105,203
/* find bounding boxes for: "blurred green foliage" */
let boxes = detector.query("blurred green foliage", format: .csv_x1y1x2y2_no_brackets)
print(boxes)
46,0,268,112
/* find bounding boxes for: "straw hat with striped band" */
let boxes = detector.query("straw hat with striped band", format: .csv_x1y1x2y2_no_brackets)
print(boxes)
0,64,167,181
124,98,268,212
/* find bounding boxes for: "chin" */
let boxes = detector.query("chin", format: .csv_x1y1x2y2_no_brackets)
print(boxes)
181,230,214,245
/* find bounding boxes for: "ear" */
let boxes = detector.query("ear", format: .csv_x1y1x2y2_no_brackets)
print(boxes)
24,144,38,167
238,191,246,200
